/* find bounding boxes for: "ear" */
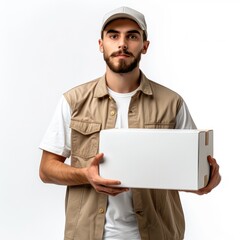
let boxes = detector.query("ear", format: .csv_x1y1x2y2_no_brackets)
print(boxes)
98,39,104,53
141,40,150,54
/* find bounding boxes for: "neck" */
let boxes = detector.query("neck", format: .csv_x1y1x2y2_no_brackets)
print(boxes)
105,67,141,93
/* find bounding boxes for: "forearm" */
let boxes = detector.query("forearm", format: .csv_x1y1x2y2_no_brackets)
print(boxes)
40,151,129,196
39,151,89,186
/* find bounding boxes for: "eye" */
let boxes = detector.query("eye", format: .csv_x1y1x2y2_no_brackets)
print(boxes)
127,34,139,40
109,34,119,40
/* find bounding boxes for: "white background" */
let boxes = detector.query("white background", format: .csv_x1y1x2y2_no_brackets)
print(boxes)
0,0,239,239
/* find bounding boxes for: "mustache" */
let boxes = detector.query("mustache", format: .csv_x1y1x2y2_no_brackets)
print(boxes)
110,50,134,57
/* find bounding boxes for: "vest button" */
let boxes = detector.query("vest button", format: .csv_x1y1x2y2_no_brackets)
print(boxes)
98,208,104,214
110,110,115,116
136,210,143,216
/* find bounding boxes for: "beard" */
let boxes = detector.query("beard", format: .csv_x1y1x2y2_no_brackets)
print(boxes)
103,49,142,73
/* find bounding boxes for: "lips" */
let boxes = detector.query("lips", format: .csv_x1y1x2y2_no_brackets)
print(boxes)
111,51,133,58
115,54,130,58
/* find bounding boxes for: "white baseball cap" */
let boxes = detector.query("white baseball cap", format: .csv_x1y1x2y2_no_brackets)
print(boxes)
101,6,148,38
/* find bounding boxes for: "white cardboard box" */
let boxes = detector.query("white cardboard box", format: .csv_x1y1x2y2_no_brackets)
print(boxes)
99,129,213,190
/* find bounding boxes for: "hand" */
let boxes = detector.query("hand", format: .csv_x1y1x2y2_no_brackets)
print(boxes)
186,156,221,195
85,153,129,196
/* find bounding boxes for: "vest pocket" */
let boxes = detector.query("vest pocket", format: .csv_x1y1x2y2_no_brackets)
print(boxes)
144,123,175,129
70,120,101,159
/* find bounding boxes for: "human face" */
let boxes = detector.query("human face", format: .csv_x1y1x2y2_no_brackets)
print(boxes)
99,19,149,73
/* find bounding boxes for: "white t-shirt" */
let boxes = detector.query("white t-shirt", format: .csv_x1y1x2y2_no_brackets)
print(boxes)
39,89,196,240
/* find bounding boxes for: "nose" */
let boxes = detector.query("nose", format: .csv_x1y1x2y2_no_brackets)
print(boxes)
118,44,127,50
118,36,128,50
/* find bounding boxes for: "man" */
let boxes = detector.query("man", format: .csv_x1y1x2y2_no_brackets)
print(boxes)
39,6,221,240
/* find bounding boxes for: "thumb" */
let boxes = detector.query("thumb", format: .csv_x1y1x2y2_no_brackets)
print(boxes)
91,153,104,166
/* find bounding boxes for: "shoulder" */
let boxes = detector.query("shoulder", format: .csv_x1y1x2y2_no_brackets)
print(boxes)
63,77,102,108
149,80,182,99
64,77,100,98
141,73,182,100
144,77,183,105
141,74,184,115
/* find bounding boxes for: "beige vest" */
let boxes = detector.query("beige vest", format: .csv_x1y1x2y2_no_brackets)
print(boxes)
64,73,185,240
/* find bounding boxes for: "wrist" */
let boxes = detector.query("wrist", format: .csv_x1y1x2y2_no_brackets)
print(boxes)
76,167,89,185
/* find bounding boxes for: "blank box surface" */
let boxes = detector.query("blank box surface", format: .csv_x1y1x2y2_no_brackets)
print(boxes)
99,129,213,190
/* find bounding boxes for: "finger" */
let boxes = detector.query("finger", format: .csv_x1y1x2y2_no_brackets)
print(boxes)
197,172,221,195
207,155,216,165
182,189,208,195
208,157,221,183
184,159,221,195
95,185,129,196
91,176,122,187
207,156,221,182
91,153,104,166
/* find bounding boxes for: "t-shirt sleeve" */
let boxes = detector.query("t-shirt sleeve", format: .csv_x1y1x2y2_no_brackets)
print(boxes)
39,96,71,158
175,100,197,129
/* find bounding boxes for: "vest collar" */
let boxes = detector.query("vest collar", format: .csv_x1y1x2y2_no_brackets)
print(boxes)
93,71,153,98
138,72,153,96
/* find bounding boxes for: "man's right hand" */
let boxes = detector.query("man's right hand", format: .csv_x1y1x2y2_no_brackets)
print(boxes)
85,153,129,196
40,150,128,196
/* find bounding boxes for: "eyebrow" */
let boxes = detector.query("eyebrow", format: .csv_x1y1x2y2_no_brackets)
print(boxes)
106,29,141,35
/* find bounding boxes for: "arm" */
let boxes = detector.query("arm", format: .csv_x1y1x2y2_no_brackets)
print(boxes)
39,150,87,185
39,150,128,196
39,96,127,195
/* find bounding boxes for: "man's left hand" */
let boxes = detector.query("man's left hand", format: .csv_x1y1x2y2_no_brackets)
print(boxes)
184,156,221,195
